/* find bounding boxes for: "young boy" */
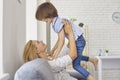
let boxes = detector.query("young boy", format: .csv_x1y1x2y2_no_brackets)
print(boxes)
35,2,97,80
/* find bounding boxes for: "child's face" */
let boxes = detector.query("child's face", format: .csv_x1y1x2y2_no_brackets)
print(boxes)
42,18,53,24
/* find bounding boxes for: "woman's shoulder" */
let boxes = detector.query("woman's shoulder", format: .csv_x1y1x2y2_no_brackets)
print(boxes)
14,58,54,80
48,55,72,67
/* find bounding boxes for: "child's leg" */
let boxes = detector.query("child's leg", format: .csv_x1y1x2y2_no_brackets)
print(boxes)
72,55,90,79
87,75,96,80
88,57,98,70
73,35,90,79
73,55,96,80
78,35,98,68
81,56,89,61
73,35,96,79
81,56,98,70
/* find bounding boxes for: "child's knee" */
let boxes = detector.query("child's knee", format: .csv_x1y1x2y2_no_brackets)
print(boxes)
73,64,81,70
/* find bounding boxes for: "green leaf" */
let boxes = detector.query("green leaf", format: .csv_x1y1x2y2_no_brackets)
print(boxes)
70,18,77,22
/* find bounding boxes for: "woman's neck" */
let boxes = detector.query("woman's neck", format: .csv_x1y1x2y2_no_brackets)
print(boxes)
39,51,50,60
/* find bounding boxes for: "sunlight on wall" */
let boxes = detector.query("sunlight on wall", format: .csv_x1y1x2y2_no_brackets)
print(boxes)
26,0,37,41
0,0,3,77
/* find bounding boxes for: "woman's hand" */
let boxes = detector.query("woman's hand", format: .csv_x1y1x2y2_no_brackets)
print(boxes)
47,55,53,60
67,41,70,48
62,20,73,35
48,50,54,57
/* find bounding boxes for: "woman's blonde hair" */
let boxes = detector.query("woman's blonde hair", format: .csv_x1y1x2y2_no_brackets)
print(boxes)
23,40,39,63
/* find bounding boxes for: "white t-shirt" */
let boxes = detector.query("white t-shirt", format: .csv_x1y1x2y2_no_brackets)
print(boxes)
49,55,72,68
48,45,77,80
48,45,71,71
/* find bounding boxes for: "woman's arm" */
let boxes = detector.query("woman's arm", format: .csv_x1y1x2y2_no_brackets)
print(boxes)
63,20,77,60
53,29,65,59
48,21,77,67
67,32,77,60
50,39,59,56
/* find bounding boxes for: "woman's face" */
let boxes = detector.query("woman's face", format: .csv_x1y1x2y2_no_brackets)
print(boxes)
32,40,47,53
32,40,50,60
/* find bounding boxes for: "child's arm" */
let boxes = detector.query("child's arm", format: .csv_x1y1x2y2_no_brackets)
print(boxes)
49,39,59,56
53,28,65,59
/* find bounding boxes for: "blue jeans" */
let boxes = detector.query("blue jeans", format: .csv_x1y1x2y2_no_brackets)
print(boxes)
72,35,90,79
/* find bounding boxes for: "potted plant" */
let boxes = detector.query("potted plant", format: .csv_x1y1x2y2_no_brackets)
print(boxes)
105,49,109,56
70,18,77,22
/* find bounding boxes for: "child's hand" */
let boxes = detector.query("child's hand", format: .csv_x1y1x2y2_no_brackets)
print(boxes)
62,20,73,35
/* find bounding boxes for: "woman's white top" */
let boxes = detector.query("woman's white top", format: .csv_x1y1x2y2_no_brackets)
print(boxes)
48,45,77,80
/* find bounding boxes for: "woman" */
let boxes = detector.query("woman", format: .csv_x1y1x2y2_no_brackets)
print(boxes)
15,21,97,80
15,21,78,80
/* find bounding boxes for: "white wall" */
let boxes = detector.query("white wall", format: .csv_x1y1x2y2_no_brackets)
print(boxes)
0,0,3,77
26,0,37,42
2,0,37,80
50,0,120,56
2,0,37,79
3,0,26,80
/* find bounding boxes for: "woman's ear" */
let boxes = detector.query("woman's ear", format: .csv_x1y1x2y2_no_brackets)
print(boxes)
35,48,41,54
33,47,38,54
34,50,38,54
34,49,41,57
38,53,42,58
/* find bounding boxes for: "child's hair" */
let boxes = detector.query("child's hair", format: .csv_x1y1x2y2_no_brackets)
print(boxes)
36,2,58,20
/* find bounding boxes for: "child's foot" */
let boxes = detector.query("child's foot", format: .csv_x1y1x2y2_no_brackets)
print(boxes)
92,58,98,70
